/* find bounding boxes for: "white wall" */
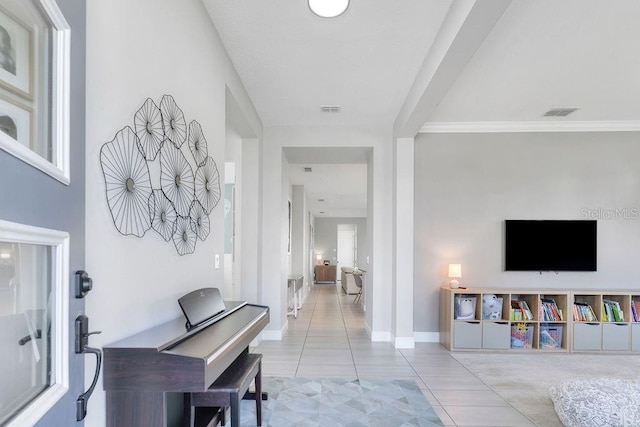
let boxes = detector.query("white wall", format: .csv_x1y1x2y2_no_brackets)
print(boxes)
414,131,640,334
85,1,261,424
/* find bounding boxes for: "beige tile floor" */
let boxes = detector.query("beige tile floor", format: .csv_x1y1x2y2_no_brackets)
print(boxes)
253,283,537,427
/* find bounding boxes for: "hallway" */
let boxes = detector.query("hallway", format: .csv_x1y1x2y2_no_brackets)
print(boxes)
252,284,536,426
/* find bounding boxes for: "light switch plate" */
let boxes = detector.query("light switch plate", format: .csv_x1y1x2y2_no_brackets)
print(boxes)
215,254,220,269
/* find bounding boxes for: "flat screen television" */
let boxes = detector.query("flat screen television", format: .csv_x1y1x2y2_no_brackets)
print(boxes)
505,220,597,272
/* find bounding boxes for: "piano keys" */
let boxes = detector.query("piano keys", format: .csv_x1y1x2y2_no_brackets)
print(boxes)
103,301,269,426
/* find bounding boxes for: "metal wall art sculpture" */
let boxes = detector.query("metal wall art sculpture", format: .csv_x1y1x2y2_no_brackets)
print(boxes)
99,95,221,255
100,127,153,237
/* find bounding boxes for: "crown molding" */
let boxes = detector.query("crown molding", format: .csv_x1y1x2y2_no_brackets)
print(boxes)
419,120,640,133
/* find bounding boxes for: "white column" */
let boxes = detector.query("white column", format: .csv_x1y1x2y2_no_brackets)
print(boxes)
393,137,415,348
368,140,395,341
259,136,287,340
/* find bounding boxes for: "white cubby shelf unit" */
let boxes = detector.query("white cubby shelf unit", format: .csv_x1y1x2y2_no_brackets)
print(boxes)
440,287,640,353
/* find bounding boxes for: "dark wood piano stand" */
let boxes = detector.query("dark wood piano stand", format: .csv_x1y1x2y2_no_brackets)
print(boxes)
103,303,269,427
185,352,262,427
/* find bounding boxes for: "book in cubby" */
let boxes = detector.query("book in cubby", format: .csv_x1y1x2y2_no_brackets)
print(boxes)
574,302,597,321
510,297,535,321
540,296,564,321
602,298,624,322
573,294,600,322
631,298,640,322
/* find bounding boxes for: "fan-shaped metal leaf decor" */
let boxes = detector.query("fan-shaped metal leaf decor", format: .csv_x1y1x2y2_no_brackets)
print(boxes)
188,120,208,166
100,126,153,237
160,141,195,217
160,95,187,148
189,200,210,241
173,216,197,256
102,94,221,255
194,156,221,214
148,189,177,241
134,98,164,160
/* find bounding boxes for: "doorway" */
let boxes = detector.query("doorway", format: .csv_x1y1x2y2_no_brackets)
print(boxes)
337,224,357,281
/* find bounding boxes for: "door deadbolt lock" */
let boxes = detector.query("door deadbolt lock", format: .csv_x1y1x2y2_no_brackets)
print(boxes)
75,270,93,298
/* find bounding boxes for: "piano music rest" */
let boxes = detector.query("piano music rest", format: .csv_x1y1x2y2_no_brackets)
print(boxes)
187,352,263,427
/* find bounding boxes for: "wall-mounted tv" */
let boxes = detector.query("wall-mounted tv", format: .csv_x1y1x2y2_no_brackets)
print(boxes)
505,220,597,272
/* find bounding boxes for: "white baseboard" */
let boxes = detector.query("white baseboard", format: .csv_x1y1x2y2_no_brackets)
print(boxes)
262,321,288,340
414,332,440,343
370,331,393,342
394,336,415,349
262,330,281,340
364,321,372,337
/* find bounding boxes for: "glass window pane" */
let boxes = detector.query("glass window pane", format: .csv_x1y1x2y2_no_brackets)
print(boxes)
0,0,51,160
0,242,51,425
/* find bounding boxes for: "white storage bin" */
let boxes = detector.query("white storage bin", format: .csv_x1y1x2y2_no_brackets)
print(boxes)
573,322,602,351
602,323,630,351
453,321,481,349
482,322,510,349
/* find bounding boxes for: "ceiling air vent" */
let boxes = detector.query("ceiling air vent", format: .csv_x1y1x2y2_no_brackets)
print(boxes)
303,167,312,173
543,108,579,117
318,199,325,202
321,105,341,113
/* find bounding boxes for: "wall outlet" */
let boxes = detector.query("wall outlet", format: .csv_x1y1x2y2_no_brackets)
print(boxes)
215,254,220,269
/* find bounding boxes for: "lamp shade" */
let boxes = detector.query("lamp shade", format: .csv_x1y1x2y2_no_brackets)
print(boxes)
448,264,462,278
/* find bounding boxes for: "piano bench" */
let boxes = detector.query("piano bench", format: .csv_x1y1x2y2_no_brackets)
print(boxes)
187,352,263,427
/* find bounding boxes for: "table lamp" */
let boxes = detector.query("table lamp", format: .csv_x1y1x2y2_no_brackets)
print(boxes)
448,264,462,289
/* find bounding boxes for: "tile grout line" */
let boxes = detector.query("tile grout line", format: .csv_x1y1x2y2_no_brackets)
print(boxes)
334,284,359,377
294,284,317,377
448,354,537,425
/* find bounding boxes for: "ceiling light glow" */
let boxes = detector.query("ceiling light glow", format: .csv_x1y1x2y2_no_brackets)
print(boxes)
308,0,349,18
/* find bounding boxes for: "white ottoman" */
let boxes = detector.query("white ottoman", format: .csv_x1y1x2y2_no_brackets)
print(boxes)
549,378,640,427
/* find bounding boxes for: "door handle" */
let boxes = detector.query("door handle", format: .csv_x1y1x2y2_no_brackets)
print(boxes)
75,314,102,421
18,329,42,345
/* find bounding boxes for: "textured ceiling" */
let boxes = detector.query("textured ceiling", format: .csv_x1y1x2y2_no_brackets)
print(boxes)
205,0,452,127
207,0,640,217
427,0,640,124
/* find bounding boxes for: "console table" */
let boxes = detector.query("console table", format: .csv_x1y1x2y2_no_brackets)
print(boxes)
287,275,303,318
315,265,336,283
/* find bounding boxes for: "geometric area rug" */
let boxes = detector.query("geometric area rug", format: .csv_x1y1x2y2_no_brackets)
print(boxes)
238,377,444,426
